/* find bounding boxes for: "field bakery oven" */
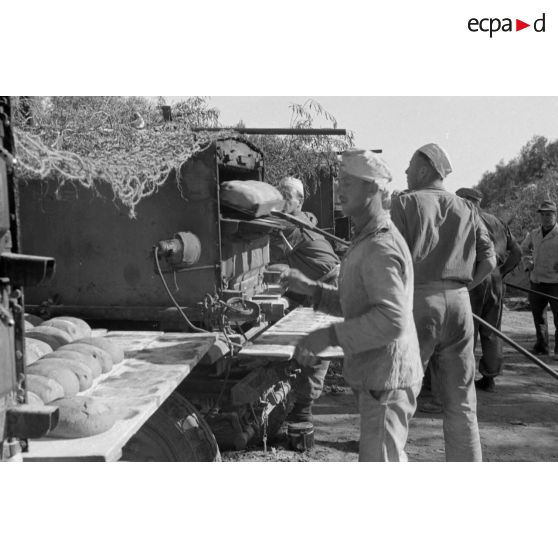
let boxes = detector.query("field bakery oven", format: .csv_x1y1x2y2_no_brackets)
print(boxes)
13,137,343,460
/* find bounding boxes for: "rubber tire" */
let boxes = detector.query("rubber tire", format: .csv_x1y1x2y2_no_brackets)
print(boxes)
120,392,221,462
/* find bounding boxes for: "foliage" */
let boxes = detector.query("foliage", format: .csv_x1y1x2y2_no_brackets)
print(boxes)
11,97,352,215
476,135,558,240
247,100,354,195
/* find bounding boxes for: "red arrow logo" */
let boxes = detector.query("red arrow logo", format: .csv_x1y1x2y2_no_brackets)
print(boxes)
516,19,530,31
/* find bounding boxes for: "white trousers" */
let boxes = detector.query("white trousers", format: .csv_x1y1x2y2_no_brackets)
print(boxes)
355,383,421,462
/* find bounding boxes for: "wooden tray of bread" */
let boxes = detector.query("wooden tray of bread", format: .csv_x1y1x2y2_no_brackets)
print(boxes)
23,319,216,461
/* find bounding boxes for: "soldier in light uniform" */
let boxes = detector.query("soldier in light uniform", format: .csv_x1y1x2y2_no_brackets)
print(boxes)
521,199,558,358
281,150,423,461
391,144,496,461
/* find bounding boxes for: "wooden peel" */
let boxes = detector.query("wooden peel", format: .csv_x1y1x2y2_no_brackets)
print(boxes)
271,210,350,247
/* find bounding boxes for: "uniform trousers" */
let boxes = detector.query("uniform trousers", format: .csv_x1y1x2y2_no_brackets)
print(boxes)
414,283,482,462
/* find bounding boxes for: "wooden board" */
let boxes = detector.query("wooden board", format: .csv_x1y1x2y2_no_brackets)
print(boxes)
239,307,344,361
23,331,217,462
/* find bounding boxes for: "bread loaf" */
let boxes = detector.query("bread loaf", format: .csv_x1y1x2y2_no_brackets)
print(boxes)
27,360,80,396
55,316,92,338
26,326,73,350
26,373,65,403
24,313,43,327
66,342,113,374
220,180,285,217
47,349,102,379
47,396,116,438
25,338,53,365
74,336,124,364
36,357,93,391
26,391,45,406
41,318,82,341
24,320,35,331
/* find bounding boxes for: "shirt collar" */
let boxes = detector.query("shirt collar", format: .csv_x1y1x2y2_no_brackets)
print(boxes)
352,212,390,242
540,224,558,237
412,183,446,192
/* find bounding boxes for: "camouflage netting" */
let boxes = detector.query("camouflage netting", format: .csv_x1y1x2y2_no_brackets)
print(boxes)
12,97,354,217
12,96,231,216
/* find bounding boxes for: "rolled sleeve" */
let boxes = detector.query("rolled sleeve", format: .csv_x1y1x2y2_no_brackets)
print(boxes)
474,213,496,263
333,241,408,355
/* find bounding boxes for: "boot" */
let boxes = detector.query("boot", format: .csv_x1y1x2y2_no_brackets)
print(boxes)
533,323,549,355
475,376,496,392
286,401,313,424
531,345,549,355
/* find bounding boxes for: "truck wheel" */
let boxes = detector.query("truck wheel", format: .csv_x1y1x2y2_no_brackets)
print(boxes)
121,392,221,462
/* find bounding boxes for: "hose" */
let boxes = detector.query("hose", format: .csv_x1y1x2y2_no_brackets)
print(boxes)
505,282,558,303
472,313,558,382
153,246,208,333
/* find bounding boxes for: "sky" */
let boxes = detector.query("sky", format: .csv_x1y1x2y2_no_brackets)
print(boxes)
204,97,558,192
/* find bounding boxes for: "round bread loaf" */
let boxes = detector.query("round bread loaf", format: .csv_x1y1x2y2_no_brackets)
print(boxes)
47,349,102,379
66,342,113,374
41,318,82,341
47,396,117,439
26,374,65,403
25,338,53,365
24,320,35,331
36,357,93,391
75,337,124,364
26,326,73,350
27,360,80,396
26,391,45,406
55,316,92,338
24,313,43,327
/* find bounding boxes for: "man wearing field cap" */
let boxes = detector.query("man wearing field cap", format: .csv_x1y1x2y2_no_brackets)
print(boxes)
270,176,340,428
280,149,423,461
521,199,558,358
456,188,521,391
391,144,496,461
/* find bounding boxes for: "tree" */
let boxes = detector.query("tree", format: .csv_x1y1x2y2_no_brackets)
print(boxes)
247,100,353,194
476,135,558,239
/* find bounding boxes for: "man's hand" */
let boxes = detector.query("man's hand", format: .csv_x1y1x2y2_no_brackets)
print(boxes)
279,268,316,296
294,327,332,367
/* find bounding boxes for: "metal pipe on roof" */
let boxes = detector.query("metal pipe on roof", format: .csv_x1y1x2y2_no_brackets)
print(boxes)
192,127,347,136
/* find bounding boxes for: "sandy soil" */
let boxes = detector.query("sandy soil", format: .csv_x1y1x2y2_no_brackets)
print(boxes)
222,309,558,462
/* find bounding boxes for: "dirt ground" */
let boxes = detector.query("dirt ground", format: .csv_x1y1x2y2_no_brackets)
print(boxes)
222,308,558,462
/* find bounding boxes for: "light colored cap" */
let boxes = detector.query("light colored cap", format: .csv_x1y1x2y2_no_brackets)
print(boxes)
537,199,557,212
278,176,305,198
417,143,453,179
340,149,392,185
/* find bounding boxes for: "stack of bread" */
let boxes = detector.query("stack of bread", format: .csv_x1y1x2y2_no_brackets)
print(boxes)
24,315,124,439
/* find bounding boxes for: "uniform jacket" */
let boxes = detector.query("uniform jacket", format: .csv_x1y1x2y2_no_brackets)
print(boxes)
521,224,558,284
270,210,339,281
390,187,495,285
477,210,521,278
316,215,423,391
